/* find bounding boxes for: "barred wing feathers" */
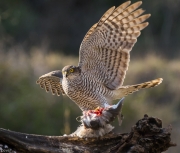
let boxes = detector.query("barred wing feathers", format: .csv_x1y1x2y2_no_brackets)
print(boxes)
78,1,150,90
36,70,65,96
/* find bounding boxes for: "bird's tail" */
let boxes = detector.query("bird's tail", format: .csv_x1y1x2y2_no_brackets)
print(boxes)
113,78,163,99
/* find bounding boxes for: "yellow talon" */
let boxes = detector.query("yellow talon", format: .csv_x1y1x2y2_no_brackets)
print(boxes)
94,107,100,111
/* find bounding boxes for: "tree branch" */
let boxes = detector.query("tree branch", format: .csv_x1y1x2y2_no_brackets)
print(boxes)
0,115,176,153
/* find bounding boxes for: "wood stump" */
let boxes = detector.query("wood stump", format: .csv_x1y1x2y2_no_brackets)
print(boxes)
0,114,176,153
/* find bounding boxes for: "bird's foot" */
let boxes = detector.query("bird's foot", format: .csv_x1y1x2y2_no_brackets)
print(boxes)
71,98,125,137
87,107,105,116
81,98,125,129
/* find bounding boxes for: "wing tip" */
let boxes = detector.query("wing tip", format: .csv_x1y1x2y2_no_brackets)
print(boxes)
112,6,115,10
135,1,142,6
157,78,163,84
36,79,40,84
143,14,151,19
139,1,143,4
145,22,149,26
151,78,163,87
141,22,149,30
126,1,131,5
120,1,131,6
147,14,151,18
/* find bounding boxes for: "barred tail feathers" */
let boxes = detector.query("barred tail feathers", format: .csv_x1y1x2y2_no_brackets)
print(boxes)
113,78,163,99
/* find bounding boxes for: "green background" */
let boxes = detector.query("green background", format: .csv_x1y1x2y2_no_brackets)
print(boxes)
0,1,179,152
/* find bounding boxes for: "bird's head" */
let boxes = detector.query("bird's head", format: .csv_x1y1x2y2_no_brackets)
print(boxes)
62,65,81,79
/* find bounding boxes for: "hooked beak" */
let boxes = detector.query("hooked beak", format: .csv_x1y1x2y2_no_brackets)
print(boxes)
63,71,67,77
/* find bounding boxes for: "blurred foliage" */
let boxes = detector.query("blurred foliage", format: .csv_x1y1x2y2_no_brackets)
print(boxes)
0,0,180,57
0,0,179,153
0,49,179,152
0,49,81,135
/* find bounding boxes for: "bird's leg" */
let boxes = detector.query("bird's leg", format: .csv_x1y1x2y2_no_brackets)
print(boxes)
83,107,105,116
81,98,125,128
90,107,105,116
72,98,125,137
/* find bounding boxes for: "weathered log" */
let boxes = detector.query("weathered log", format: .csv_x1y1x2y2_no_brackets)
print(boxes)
0,114,176,153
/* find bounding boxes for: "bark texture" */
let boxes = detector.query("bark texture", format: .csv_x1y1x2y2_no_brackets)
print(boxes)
0,114,176,153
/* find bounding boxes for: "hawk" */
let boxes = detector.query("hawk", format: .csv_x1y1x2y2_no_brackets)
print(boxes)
37,1,163,111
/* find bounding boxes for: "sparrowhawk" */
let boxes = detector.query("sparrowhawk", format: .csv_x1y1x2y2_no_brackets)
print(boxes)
37,1,163,111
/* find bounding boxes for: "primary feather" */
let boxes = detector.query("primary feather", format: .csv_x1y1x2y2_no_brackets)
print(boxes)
37,1,162,111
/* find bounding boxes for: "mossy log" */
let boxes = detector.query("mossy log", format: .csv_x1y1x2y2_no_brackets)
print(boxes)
0,115,176,153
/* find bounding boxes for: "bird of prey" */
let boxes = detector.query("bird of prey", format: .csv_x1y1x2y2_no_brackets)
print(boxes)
37,1,163,111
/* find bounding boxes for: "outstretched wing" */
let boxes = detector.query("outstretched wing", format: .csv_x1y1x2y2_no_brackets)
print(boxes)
78,1,150,90
36,70,65,96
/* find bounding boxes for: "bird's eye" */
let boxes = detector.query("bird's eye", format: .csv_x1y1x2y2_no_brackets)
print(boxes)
69,68,74,73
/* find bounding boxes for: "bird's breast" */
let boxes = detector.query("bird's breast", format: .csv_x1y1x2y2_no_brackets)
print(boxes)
62,77,83,97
